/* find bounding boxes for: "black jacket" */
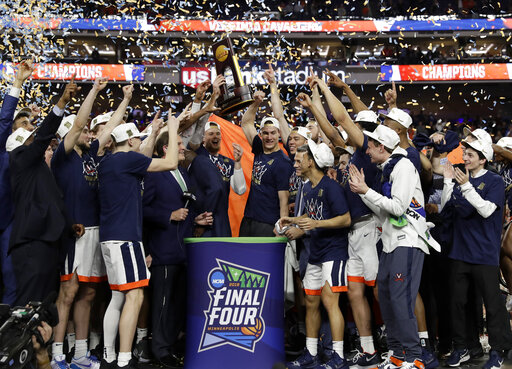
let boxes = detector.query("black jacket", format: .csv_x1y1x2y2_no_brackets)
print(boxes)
8,109,70,251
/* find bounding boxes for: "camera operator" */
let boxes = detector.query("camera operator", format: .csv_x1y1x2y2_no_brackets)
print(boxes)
32,321,52,369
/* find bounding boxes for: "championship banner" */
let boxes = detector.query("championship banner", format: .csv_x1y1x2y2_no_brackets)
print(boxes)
159,19,378,33
0,63,145,81
184,237,287,369
380,63,512,82
2,17,511,33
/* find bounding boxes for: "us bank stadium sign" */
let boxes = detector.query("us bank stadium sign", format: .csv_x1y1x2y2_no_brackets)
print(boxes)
199,259,269,353
181,62,347,88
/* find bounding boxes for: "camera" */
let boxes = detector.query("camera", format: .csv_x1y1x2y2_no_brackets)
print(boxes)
0,293,58,369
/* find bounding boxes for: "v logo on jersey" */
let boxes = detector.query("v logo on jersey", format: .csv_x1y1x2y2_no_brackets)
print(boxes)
82,158,98,185
252,160,268,185
305,198,323,221
210,155,232,179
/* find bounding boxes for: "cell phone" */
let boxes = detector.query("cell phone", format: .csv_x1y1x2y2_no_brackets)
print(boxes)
453,163,466,172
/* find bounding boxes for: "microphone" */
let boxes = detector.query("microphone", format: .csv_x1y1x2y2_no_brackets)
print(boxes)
182,191,196,208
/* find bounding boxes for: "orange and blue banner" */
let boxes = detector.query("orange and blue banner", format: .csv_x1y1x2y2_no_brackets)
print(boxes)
0,62,144,81
2,16,512,33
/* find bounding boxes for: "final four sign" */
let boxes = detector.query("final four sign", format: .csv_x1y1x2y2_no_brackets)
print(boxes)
199,260,269,352
185,237,286,369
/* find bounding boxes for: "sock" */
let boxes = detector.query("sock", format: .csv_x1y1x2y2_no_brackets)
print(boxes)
360,336,375,354
332,341,344,358
89,332,101,351
67,333,76,351
74,339,88,359
306,337,318,356
419,331,430,350
52,342,64,360
117,352,131,367
136,328,148,344
298,322,306,336
104,346,116,363
103,291,125,363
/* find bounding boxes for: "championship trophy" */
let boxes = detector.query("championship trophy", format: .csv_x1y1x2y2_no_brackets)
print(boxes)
212,38,254,115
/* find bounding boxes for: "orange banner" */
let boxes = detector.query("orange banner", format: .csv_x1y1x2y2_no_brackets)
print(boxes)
210,115,254,237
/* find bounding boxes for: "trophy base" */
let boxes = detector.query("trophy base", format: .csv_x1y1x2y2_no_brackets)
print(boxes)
218,85,254,116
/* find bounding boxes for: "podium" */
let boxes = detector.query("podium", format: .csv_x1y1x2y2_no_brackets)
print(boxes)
184,237,287,369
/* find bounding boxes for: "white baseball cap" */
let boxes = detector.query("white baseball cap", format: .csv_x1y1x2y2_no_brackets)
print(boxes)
364,124,400,150
57,114,77,138
291,126,311,140
307,139,334,168
204,121,221,133
13,107,31,122
462,138,493,161
380,108,413,129
6,127,35,152
496,137,512,150
111,123,143,143
260,117,280,130
90,111,114,131
355,110,379,124
463,127,492,145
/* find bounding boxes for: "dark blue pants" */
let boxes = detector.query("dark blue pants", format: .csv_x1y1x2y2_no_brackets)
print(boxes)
378,247,424,362
450,260,512,352
0,223,16,305
150,264,187,360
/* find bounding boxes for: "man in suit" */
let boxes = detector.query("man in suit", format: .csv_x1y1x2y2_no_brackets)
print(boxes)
7,76,80,306
143,132,212,367
188,121,245,237
0,58,35,305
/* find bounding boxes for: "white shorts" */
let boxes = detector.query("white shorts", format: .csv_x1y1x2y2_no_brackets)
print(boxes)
303,260,348,295
61,227,107,283
100,240,151,291
347,216,379,286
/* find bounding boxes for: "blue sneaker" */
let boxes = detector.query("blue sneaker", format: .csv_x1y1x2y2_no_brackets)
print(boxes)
287,348,320,369
51,356,70,369
317,352,349,369
421,348,439,369
350,350,380,367
446,349,470,367
482,350,504,369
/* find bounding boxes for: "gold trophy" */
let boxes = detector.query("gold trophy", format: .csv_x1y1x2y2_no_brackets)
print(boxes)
212,38,254,115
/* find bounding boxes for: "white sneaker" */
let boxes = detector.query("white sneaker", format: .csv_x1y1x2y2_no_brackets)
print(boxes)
51,356,70,369
70,353,101,369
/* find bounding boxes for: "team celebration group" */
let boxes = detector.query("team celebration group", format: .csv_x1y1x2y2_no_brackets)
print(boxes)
0,58,511,369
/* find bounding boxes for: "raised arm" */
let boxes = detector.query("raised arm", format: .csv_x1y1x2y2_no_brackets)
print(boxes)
316,76,364,148
384,82,398,110
140,111,164,158
63,77,107,154
241,90,265,145
17,79,78,167
296,92,344,147
179,76,223,133
1,58,35,149
263,64,290,143
97,84,133,150
325,69,368,113
147,110,179,172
